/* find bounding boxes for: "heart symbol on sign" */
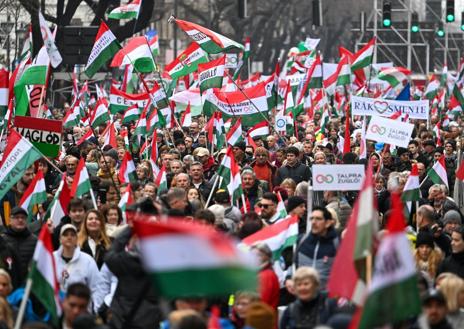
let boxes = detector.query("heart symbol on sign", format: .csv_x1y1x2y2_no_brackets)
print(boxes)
373,100,389,114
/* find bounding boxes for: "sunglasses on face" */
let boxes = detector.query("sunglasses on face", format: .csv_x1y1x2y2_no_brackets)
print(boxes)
258,203,273,209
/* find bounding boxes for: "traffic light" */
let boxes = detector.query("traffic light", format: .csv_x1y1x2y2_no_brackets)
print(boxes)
312,0,322,27
461,12,464,31
238,0,247,18
437,22,445,37
411,12,419,33
383,1,392,27
446,0,455,23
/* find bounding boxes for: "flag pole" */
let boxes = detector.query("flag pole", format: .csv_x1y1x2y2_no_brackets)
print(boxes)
13,278,32,329
89,188,98,209
204,175,220,208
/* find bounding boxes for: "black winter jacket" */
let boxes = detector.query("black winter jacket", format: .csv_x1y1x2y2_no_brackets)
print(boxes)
274,161,311,186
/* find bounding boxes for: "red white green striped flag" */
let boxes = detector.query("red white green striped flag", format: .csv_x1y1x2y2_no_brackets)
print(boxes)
296,54,323,105
29,225,62,324
377,67,411,88
118,184,134,224
328,164,377,306
428,155,448,188
149,81,169,110
180,102,192,127
89,98,110,129
119,151,137,184
132,218,257,298
247,121,269,138
164,43,208,79
170,17,244,54
0,130,43,200
47,179,71,227
217,147,243,204
111,36,155,73
226,118,243,146
358,193,421,329
155,164,168,196
198,55,226,94
149,130,160,177
84,21,121,78
203,83,269,126
19,170,47,218
401,163,420,203
122,104,141,124
101,122,118,148
351,37,376,71
76,129,94,146
108,0,141,19
424,75,440,100
63,103,80,129
0,69,8,118
109,84,150,114
70,158,92,198
336,54,351,86
241,215,298,261
134,106,147,139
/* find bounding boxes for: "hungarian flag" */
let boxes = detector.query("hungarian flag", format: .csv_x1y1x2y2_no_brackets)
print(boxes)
226,118,243,146
101,122,118,148
170,17,244,54
0,69,8,118
47,179,71,227
247,121,269,139
336,54,351,86
0,130,43,200
203,83,269,126
296,54,323,105
180,102,192,127
241,215,297,262
146,29,159,56
155,164,168,196
19,170,47,219
134,106,148,139
198,55,226,94
149,81,169,110
351,37,376,72
38,12,62,68
217,147,243,204
76,129,94,146
132,218,257,298
111,36,156,73
29,225,62,324
118,184,134,224
122,104,141,124
84,21,121,78
164,43,208,79
328,164,377,306
149,130,160,177
377,67,411,88
109,85,150,114
89,98,110,129
424,75,440,100
358,193,421,329
119,151,137,184
108,0,141,19
70,158,92,198
401,163,421,203
275,191,288,221
428,156,448,188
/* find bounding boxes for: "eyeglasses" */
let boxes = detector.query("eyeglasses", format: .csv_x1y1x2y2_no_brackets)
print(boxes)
256,154,267,157
258,203,274,209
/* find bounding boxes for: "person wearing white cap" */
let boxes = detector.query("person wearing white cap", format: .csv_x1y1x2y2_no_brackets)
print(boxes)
53,224,100,302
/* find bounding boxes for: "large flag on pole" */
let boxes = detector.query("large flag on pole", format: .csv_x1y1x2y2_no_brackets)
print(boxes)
70,158,93,198
133,218,257,298
84,21,121,78
47,179,71,227
169,16,244,54
18,170,47,219
38,12,62,68
358,193,421,329
111,36,156,73
198,55,226,94
428,156,448,188
0,130,43,200
29,225,62,324
217,146,243,204
119,151,137,184
328,164,377,305
164,43,208,79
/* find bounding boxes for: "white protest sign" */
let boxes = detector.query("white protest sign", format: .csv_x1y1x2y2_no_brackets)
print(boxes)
275,115,287,133
365,116,414,148
225,53,238,69
312,165,365,191
351,96,429,120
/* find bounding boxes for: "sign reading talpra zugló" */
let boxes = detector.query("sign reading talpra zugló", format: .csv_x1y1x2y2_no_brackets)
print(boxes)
312,164,365,191
351,96,429,120
365,116,414,148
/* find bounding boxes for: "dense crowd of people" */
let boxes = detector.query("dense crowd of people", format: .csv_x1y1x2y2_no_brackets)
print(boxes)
1,97,464,329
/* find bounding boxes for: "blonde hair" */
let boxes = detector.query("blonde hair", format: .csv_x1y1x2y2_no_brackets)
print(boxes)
0,297,13,329
281,178,297,191
235,291,261,303
414,248,443,278
438,276,464,312
292,266,320,286
78,210,111,249
0,270,12,296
